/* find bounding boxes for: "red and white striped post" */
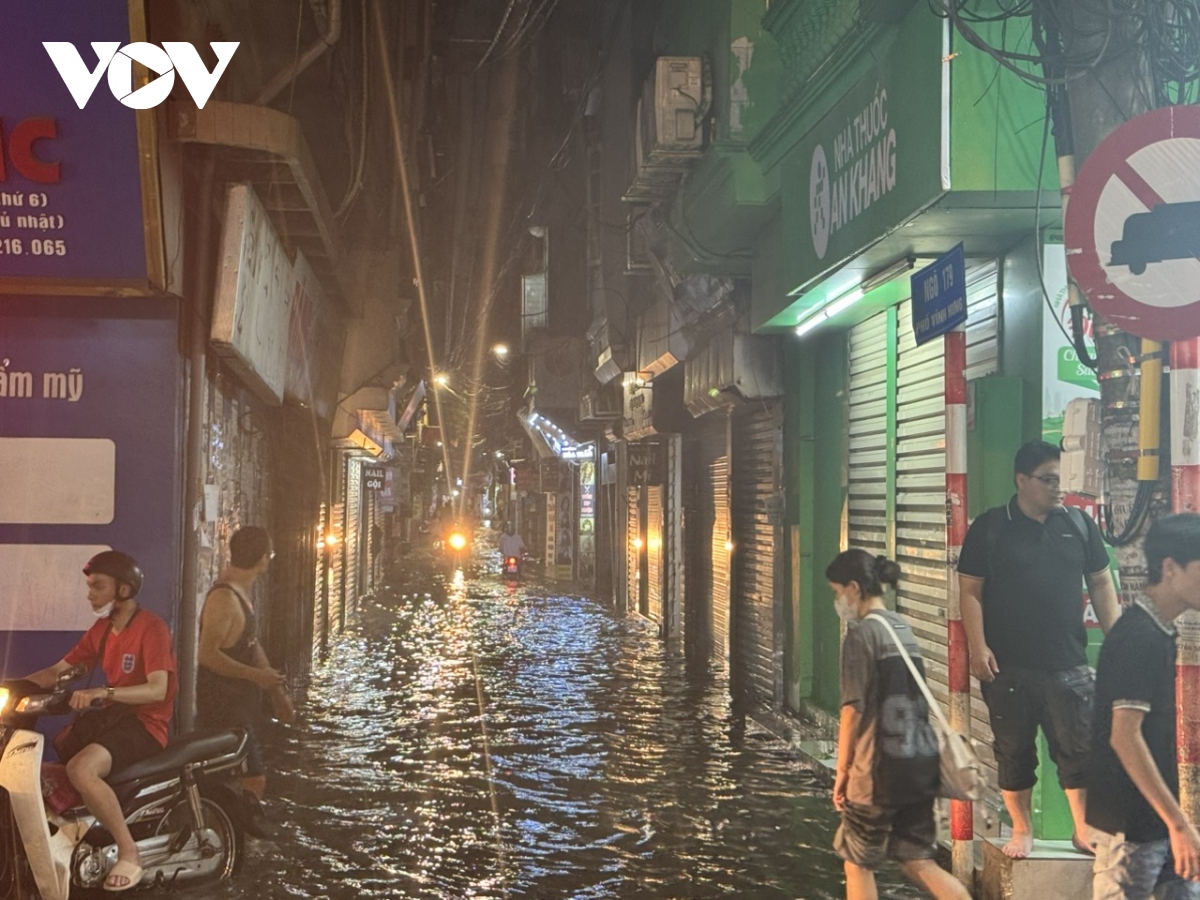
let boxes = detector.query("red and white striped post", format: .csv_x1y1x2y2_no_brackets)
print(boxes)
1170,339,1200,824
945,326,973,884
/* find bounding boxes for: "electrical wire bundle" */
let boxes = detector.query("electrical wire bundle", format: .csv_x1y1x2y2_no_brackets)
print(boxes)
933,0,1200,107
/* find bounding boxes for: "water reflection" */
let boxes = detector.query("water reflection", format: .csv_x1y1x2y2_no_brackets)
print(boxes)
207,566,922,899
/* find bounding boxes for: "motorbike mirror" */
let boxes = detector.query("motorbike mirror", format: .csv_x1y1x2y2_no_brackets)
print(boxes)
57,664,88,685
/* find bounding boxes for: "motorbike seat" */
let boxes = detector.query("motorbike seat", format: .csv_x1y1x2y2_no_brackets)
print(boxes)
107,729,243,786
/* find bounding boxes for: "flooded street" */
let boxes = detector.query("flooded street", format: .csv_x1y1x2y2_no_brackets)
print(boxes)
209,556,922,899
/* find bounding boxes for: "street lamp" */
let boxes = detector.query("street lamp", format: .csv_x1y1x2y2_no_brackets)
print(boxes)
433,373,449,387
492,343,509,359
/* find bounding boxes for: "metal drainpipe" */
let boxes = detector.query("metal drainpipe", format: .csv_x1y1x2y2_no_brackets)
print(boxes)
255,0,344,106
178,152,218,734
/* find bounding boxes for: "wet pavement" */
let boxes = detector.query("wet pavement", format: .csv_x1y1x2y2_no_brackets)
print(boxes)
204,548,924,899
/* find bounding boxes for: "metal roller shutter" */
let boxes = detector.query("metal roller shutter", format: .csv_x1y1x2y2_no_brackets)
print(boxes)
964,259,1002,788
711,454,731,662
895,301,949,705
345,458,362,622
314,502,328,659
646,484,664,624
732,402,783,708
848,312,890,557
894,259,1002,786
664,435,683,639
627,486,641,615
965,260,1000,382
329,499,345,636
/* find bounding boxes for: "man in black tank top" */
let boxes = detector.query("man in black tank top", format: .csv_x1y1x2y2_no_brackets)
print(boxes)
197,526,287,837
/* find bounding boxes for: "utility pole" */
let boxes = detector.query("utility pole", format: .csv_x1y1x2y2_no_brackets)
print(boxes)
1053,0,1200,826
1054,0,1156,594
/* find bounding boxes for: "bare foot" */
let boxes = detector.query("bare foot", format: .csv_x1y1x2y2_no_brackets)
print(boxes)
1002,831,1033,859
1072,832,1095,856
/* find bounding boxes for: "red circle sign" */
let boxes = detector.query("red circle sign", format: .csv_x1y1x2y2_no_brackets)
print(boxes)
1064,105,1200,340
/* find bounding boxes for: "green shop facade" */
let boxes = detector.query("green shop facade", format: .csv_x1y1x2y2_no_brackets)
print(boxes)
650,0,1085,840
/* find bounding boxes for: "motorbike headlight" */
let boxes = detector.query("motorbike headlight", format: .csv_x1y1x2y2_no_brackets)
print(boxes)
15,694,54,714
0,687,9,713
448,532,467,551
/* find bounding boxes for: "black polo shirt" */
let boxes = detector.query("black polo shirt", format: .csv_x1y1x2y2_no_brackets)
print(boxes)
957,497,1109,672
1087,601,1178,843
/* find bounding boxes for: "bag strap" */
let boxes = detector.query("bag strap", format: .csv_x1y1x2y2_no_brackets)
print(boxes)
866,612,954,735
1064,505,1090,545
86,607,140,690
83,620,115,691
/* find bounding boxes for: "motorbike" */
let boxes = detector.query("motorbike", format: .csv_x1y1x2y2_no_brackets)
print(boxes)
502,555,521,581
0,665,249,899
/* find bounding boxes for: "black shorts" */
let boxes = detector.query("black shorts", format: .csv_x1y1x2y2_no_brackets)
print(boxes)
90,718,162,776
980,664,1093,792
834,800,939,870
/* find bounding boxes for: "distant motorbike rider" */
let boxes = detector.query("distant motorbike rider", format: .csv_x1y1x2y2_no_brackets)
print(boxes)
499,522,526,561
22,550,177,892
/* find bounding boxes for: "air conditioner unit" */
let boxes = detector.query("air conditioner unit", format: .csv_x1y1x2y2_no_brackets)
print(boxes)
579,387,622,423
521,273,548,349
683,331,783,417
626,208,654,275
623,57,709,203
643,57,705,165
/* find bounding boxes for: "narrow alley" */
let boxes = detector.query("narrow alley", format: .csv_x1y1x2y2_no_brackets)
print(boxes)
220,544,920,900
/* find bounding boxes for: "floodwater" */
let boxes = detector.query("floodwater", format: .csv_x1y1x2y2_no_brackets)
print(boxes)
207,552,923,900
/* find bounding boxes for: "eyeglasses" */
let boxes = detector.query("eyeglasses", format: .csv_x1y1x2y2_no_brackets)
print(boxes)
1029,474,1061,489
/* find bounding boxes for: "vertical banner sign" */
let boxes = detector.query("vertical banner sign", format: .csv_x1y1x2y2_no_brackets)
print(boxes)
556,476,575,579
0,298,183,678
910,243,967,345
0,0,162,289
544,494,556,573
1041,244,1099,445
578,458,596,583
362,465,385,492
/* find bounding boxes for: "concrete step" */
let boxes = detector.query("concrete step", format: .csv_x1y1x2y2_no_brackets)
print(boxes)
979,837,1093,900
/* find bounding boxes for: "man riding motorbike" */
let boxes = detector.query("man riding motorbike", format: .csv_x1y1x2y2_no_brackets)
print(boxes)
499,523,526,576
21,551,177,893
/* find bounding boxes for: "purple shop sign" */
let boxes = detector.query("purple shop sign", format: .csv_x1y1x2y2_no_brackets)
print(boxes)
0,296,182,679
0,0,163,289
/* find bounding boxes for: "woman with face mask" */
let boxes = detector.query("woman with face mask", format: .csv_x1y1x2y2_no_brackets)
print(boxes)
826,549,969,900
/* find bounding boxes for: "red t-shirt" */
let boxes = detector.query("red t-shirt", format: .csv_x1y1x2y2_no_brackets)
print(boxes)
63,607,177,747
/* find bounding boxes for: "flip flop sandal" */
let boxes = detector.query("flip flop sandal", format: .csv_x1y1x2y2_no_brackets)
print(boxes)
104,860,144,892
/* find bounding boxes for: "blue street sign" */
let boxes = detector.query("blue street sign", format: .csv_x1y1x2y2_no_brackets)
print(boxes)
910,243,967,345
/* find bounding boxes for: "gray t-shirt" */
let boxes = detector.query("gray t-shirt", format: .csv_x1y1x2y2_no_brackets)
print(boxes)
841,610,940,807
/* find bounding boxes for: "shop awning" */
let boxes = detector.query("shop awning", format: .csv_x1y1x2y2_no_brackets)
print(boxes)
170,100,344,308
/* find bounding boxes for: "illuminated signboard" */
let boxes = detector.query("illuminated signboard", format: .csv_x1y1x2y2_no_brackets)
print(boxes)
0,0,164,290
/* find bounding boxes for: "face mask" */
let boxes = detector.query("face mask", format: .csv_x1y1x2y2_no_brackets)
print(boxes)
834,592,858,622
93,602,114,619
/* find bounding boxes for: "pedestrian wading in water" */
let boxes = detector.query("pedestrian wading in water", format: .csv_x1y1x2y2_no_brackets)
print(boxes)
829,548,970,900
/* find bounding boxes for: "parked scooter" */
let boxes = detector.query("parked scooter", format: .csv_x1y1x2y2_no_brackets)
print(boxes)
0,665,249,899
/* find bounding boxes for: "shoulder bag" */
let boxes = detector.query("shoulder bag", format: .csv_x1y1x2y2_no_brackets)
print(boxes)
867,612,985,802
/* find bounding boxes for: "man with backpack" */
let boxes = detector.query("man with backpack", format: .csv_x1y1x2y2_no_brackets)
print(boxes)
957,441,1121,859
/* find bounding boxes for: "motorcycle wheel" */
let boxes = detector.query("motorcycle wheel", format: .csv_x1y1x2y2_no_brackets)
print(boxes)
149,794,242,884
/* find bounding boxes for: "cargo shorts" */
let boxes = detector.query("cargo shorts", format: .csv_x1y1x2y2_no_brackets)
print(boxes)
980,664,1093,792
